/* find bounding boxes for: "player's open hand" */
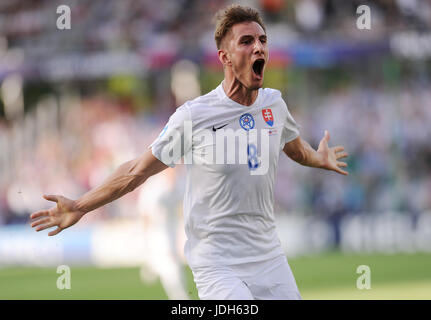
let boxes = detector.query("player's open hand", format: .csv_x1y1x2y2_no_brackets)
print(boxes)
317,130,349,176
30,195,85,236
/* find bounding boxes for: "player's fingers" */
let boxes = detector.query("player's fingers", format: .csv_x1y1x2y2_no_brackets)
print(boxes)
31,217,51,228
334,146,344,153
337,161,348,168
336,152,349,160
318,132,329,148
48,227,62,237
30,210,49,219
43,194,59,203
35,221,57,232
335,167,349,175
324,130,330,141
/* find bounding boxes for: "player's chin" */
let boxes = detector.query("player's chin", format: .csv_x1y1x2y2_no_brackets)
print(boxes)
249,78,263,90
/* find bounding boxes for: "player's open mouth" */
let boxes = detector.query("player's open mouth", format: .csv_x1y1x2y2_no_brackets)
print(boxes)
252,58,265,79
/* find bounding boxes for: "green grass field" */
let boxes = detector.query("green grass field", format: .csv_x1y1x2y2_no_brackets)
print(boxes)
1,252,431,299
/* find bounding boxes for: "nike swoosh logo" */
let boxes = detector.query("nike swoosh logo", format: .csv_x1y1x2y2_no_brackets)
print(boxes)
212,124,228,131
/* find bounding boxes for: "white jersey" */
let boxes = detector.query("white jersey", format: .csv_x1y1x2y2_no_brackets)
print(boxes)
150,83,300,268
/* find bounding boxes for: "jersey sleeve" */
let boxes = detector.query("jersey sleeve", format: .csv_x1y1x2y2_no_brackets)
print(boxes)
149,104,192,168
280,100,301,146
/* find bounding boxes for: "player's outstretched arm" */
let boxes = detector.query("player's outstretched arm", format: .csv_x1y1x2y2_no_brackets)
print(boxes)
283,130,349,176
30,150,168,236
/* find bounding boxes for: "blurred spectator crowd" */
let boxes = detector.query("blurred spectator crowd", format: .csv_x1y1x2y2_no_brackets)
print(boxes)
0,0,430,79
0,0,431,230
1,0,430,52
276,80,431,220
1,79,430,226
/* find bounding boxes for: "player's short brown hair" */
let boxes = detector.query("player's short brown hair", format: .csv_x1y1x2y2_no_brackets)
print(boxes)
214,4,266,49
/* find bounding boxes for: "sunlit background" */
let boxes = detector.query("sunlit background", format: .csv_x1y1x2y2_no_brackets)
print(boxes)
1,0,431,299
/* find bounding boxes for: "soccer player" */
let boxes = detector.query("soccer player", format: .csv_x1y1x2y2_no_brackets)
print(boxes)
30,5,348,299
138,169,189,300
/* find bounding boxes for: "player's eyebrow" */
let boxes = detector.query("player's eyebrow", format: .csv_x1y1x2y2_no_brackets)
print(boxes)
238,34,267,42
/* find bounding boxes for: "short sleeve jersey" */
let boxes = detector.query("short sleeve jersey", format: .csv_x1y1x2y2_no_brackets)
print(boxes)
150,83,300,268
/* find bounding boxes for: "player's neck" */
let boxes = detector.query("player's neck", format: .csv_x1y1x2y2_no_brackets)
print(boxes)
222,78,258,107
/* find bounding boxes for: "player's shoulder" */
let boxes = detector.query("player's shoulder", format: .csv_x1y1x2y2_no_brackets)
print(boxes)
174,88,220,120
260,87,286,107
261,87,282,98
185,88,219,109
167,88,220,126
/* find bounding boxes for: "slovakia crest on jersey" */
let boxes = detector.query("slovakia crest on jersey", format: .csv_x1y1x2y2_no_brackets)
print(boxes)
262,108,274,126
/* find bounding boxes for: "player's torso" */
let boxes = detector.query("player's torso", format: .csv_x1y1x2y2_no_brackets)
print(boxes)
181,88,289,267
187,91,285,175
182,88,287,219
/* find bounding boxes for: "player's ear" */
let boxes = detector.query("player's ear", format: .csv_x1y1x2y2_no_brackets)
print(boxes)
218,48,231,67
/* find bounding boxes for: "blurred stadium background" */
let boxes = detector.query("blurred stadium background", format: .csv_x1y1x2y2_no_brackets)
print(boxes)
1,0,431,299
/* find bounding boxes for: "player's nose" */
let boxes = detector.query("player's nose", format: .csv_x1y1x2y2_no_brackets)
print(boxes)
253,39,265,54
